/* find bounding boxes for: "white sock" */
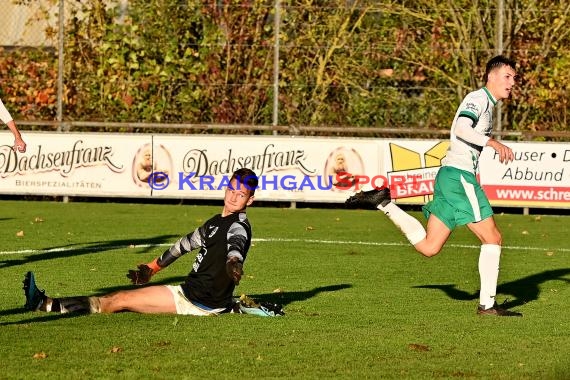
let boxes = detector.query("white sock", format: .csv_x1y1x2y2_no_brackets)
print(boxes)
478,244,501,309
378,202,426,245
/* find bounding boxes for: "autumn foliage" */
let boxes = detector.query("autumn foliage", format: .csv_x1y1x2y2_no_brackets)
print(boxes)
1,0,569,137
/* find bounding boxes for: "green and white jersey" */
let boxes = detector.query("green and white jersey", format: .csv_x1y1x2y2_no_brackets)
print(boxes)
442,87,497,174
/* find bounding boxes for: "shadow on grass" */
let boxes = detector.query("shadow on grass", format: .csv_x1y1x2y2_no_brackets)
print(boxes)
413,268,570,308
246,284,353,307
0,235,178,269
0,309,89,326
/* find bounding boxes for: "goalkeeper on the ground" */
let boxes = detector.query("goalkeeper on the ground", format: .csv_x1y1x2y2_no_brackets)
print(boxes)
23,168,281,317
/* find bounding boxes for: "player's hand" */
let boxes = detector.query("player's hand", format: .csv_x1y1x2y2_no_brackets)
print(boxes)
226,257,243,285
487,139,514,164
127,264,154,285
13,137,26,153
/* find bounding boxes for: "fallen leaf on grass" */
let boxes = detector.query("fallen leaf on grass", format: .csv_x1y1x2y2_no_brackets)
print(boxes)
408,343,430,352
33,352,47,359
16,230,24,237
305,226,315,231
34,217,44,223
110,346,123,353
239,294,260,308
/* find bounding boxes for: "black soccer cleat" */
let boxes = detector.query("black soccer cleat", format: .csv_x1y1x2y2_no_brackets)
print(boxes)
23,271,46,311
344,188,391,210
260,302,285,316
232,295,285,317
477,302,522,317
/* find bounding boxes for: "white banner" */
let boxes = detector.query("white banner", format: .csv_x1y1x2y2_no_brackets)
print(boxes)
479,142,570,208
1,132,569,209
144,135,381,202
0,132,151,197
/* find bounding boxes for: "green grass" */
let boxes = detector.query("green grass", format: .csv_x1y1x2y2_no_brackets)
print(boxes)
1,200,569,379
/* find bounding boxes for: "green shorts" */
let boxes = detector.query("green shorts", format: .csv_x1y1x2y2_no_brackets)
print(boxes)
422,166,493,230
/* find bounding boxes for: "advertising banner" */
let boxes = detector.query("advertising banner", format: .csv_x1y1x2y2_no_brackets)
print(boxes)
140,134,381,202
377,139,570,209
479,142,570,208
1,132,569,209
0,132,151,197
380,140,449,205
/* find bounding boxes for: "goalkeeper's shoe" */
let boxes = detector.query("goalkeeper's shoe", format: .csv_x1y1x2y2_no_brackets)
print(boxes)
477,302,522,317
345,188,391,210
23,271,46,311
259,302,285,316
237,302,285,317
232,295,285,317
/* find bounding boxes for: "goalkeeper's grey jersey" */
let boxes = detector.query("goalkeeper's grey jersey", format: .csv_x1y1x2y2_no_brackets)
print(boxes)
157,212,252,310
442,87,496,174
183,212,251,309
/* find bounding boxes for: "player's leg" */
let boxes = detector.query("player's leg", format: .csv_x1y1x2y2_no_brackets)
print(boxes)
459,177,521,316
23,271,97,313
468,217,501,311
466,215,502,245
345,188,430,247
39,287,176,314
345,169,455,257
97,285,177,314
23,272,176,314
44,295,99,313
413,214,453,257
467,217,520,316
379,201,452,256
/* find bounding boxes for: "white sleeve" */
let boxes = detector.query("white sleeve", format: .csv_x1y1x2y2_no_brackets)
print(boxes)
455,116,490,147
0,98,14,124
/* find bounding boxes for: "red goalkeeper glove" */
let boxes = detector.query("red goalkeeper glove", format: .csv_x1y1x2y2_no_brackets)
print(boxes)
127,258,161,285
226,256,243,285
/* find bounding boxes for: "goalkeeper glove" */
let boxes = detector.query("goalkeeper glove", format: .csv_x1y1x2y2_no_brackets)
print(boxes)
127,258,161,285
226,256,243,285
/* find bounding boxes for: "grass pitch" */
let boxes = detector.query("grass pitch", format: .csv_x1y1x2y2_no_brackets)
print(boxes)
0,200,569,379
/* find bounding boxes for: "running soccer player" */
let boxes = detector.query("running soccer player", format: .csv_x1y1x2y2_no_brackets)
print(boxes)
23,168,282,317
346,55,521,316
